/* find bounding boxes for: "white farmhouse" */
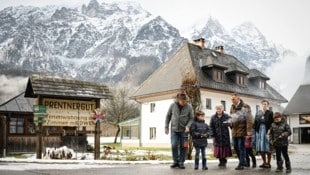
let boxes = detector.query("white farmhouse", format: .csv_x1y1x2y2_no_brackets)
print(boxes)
132,39,287,147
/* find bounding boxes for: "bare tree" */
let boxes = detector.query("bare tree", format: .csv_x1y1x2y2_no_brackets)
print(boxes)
102,88,140,143
181,73,202,160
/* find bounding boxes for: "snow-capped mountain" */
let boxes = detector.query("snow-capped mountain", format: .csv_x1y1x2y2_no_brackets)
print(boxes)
192,18,295,70
0,0,185,86
0,0,294,93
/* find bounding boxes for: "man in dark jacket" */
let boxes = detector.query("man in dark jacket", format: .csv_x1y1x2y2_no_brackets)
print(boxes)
230,93,253,170
165,93,194,169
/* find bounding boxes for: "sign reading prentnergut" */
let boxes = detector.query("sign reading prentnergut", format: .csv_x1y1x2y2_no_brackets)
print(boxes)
42,98,96,126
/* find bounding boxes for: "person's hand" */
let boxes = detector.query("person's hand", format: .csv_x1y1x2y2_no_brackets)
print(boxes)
165,129,169,135
247,132,252,136
185,127,190,133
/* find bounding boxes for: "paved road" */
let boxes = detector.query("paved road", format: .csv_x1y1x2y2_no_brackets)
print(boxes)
0,144,309,175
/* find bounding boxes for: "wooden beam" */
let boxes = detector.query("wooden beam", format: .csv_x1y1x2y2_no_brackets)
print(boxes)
36,96,43,159
94,99,101,160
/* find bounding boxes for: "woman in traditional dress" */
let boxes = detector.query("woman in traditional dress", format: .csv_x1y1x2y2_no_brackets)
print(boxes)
253,99,274,168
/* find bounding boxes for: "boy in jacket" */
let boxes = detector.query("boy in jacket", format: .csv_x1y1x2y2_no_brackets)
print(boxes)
270,112,292,173
190,111,210,170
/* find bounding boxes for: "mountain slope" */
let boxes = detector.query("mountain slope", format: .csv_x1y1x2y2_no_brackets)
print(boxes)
0,0,185,86
192,18,295,70
0,0,295,98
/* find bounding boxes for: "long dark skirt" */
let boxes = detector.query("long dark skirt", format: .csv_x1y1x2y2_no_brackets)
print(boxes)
213,146,232,158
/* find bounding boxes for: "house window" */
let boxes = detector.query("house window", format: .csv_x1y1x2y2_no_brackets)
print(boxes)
150,103,156,113
214,70,224,82
10,117,24,134
259,80,266,89
150,127,156,140
221,100,226,111
237,75,246,86
256,105,260,113
206,98,212,110
122,127,131,139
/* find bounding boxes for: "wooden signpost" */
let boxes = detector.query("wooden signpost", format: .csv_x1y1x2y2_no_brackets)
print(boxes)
33,104,47,159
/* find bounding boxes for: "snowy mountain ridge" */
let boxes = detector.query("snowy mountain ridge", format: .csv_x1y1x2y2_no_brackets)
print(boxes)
0,0,295,99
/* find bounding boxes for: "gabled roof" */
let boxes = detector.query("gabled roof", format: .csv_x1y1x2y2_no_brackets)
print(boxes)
133,42,287,103
25,75,112,100
0,92,34,113
284,84,310,115
132,43,195,98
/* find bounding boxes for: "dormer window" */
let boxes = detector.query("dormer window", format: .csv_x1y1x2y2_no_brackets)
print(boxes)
237,74,246,86
214,69,224,82
259,80,266,89
248,69,270,89
226,70,248,87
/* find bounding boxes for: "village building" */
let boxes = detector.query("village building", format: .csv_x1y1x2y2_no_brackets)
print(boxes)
284,84,310,144
132,39,287,147
0,75,113,157
119,117,140,147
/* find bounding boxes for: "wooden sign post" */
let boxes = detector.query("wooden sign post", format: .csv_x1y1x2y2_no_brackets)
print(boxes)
93,106,104,160
33,104,47,159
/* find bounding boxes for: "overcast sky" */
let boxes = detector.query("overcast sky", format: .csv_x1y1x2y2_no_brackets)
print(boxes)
0,0,309,56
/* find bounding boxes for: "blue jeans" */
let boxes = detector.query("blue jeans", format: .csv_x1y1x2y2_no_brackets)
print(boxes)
195,146,206,160
233,137,246,166
171,131,187,164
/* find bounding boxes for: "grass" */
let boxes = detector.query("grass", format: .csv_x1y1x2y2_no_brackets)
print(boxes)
6,153,28,159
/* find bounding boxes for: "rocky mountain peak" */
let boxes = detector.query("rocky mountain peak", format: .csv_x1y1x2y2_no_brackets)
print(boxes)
231,21,268,47
0,0,294,94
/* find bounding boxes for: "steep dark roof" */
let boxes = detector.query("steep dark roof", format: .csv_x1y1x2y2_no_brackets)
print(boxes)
133,42,287,103
25,75,112,100
284,84,310,114
249,69,270,80
0,92,34,113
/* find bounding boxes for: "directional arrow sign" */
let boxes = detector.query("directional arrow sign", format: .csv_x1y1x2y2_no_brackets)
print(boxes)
33,105,47,113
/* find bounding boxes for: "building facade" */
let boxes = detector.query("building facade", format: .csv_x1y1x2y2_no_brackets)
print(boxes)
133,40,287,147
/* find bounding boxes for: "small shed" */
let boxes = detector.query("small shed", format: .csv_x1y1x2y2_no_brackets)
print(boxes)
119,117,140,147
284,84,310,144
0,92,35,155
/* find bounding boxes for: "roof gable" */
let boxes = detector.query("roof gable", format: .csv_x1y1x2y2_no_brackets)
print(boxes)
284,84,310,114
133,43,196,98
25,75,112,100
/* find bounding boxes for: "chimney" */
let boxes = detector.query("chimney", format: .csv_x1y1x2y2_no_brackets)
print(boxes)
194,38,205,49
215,45,224,53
